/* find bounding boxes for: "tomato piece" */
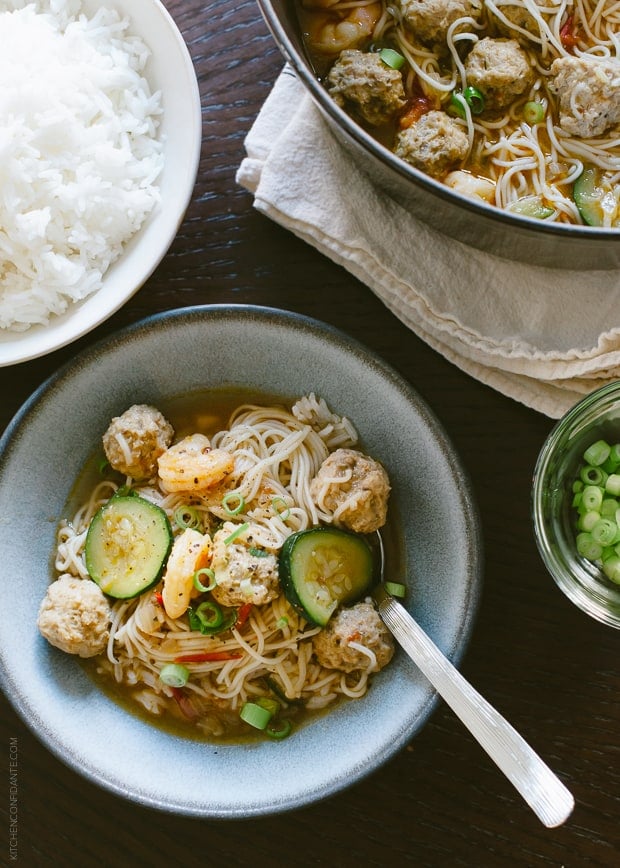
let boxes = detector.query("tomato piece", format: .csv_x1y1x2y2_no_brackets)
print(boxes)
560,16,579,51
174,651,243,663
398,96,434,130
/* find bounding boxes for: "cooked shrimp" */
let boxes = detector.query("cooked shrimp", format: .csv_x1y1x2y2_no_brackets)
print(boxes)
301,1,382,56
444,171,496,203
162,528,212,619
157,433,234,493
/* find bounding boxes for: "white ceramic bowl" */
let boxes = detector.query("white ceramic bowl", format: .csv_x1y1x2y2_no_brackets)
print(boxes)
0,305,482,816
0,0,201,367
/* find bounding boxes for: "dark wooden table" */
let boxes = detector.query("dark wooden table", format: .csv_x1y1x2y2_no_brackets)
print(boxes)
1,1,618,865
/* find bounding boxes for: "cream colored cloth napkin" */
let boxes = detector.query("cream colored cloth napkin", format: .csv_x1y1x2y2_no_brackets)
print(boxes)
236,66,620,419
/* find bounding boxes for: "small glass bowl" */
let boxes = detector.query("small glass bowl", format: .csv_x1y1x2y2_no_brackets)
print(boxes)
532,381,620,628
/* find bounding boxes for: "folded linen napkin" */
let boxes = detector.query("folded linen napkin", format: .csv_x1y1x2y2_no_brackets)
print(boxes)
236,66,620,419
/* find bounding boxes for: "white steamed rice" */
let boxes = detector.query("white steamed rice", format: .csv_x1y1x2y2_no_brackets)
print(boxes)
0,1,164,331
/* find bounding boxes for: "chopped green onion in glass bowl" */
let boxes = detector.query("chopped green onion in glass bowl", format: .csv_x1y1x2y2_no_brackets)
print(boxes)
532,381,620,627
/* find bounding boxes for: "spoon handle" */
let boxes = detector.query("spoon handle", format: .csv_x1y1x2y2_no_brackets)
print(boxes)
373,587,574,828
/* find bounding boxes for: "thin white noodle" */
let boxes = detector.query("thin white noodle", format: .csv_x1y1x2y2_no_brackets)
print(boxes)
52,394,385,736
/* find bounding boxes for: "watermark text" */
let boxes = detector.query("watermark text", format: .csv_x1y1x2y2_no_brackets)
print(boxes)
8,737,18,861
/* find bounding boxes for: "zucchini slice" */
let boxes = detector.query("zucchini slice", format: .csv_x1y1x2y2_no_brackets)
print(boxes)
85,494,173,599
574,166,620,227
279,526,374,627
506,196,554,220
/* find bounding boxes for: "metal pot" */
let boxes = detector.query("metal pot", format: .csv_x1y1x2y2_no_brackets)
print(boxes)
256,0,620,270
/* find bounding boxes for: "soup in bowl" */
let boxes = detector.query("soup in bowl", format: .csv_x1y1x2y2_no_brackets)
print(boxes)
0,305,481,816
257,0,620,269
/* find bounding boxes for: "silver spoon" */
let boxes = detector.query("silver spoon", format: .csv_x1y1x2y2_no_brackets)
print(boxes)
373,534,574,828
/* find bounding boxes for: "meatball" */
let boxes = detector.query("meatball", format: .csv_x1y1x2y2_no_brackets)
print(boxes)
102,404,174,480
493,2,539,39
464,38,534,111
210,522,280,607
310,448,390,534
549,55,620,138
398,0,483,46
326,49,407,127
37,574,112,658
394,110,469,179
313,600,394,672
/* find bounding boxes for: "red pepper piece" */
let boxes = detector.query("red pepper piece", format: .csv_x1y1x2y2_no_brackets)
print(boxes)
174,651,243,663
398,95,434,130
560,16,579,51
236,603,252,627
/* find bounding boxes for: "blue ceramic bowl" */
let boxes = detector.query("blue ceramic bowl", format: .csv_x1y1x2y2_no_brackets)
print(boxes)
0,305,482,816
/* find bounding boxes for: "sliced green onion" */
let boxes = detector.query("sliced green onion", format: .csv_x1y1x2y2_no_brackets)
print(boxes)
580,465,607,486
449,91,467,119
224,522,249,545
195,600,223,630
576,532,603,560
379,47,405,70
603,555,620,584
264,676,295,705
582,485,603,511
159,663,190,688
606,474,620,496
188,604,237,635
266,718,293,740
384,581,407,598
173,505,202,531
570,440,620,577
591,518,618,546
248,546,270,558
276,616,289,630
584,439,611,467
222,491,245,516
578,510,600,532
256,696,280,717
240,701,273,730
188,607,201,631
463,85,485,115
523,100,545,124
193,567,216,592
98,457,110,475
271,497,291,521
600,498,619,518
450,86,485,118
219,610,238,632
112,484,132,499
